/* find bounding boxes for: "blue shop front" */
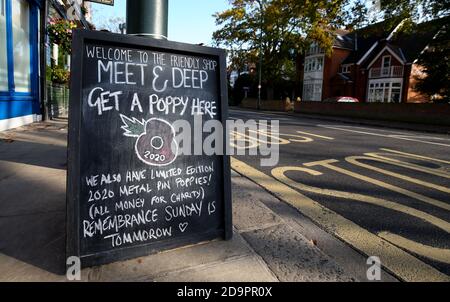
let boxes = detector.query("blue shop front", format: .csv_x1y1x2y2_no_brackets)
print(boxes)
0,0,42,131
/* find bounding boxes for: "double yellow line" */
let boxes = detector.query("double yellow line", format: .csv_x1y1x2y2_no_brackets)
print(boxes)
231,153,450,281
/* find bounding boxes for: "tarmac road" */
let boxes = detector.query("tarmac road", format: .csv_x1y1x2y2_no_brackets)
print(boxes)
229,107,450,281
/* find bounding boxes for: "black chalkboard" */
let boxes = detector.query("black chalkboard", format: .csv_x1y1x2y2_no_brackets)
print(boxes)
67,30,232,268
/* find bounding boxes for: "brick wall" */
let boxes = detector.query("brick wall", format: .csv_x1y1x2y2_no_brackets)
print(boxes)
240,98,293,112
294,101,450,125
322,48,352,100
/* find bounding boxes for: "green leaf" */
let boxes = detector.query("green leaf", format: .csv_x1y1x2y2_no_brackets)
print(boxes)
120,114,146,138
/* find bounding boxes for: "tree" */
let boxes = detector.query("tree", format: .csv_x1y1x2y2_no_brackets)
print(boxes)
375,1,449,102
95,16,125,33
414,25,450,103
213,0,366,99
375,0,450,28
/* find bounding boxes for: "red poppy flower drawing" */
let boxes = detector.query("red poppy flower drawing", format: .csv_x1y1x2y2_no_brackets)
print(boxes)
120,114,178,166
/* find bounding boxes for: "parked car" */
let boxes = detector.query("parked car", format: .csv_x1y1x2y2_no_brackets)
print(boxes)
323,96,359,103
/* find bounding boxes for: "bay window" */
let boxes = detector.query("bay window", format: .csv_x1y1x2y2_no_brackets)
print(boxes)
303,79,323,101
368,80,403,103
304,55,324,73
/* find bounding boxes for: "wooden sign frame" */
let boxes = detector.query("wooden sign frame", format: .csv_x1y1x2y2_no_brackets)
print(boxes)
66,29,232,268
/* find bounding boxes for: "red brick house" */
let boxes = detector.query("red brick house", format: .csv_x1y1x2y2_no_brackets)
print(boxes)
301,17,448,103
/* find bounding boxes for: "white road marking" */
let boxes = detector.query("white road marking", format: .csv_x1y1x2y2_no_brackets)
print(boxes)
318,125,450,147
381,148,450,165
231,158,450,281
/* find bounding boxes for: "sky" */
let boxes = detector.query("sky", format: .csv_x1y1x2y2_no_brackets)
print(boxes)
90,0,230,46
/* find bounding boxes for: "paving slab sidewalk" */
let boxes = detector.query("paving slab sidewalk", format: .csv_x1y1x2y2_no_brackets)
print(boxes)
0,121,356,282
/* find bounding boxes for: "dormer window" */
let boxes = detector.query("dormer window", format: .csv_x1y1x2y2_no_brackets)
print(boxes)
341,64,351,74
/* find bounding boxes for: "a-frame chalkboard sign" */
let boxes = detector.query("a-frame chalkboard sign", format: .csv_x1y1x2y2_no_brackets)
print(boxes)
67,29,232,268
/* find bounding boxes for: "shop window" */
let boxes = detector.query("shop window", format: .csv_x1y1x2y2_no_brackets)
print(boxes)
0,0,7,91
12,0,31,92
0,0,38,99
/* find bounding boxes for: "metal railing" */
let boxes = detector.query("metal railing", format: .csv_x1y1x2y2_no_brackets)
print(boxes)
369,66,404,78
47,83,69,119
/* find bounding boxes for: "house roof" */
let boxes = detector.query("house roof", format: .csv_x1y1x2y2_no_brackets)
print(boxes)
340,19,397,64
339,17,448,65
333,29,354,50
388,16,449,63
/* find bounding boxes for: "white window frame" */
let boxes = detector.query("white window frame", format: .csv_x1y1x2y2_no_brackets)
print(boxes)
303,79,323,102
341,64,351,74
367,79,403,103
382,55,391,68
304,54,324,73
307,42,324,56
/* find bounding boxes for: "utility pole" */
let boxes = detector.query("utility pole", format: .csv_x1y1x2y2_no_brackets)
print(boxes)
257,0,265,110
126,0,168,40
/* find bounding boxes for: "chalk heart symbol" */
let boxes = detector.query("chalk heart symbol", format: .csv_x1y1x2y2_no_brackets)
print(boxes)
179,222,188,233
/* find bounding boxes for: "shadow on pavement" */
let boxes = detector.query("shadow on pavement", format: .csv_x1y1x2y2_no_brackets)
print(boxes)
0,125,68,275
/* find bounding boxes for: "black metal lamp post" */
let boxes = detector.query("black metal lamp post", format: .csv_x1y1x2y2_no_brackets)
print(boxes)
126,0,168,40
